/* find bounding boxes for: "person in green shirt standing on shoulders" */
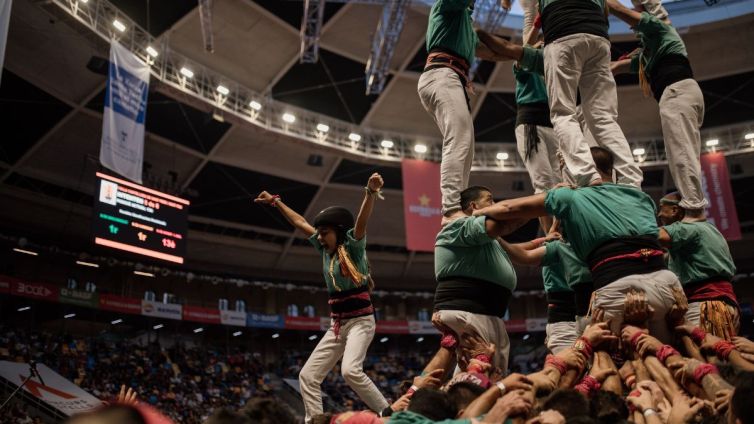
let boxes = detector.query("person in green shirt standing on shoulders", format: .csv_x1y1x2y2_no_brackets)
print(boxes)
433,185,529,373
254,173,389,423
657,192,739,339
471,147,684,343
417,0,512,226
609,0,708,221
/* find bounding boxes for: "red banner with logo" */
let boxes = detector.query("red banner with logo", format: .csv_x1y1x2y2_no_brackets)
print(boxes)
11,280,58,301
701,152,741,240
376,320,410,334
285,316,322,331
99,293,141,315
0,275,19,294
183,305,221,324
401,159,442,252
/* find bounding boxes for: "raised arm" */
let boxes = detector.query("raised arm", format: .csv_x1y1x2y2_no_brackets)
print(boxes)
254,191,315,237
476,29,524,62
353,173,383,240
606,0,642,26
473,193,548,221
497,239,546,266
611,58,633,76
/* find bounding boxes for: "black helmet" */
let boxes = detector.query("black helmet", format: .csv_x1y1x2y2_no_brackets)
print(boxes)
313,206,354,230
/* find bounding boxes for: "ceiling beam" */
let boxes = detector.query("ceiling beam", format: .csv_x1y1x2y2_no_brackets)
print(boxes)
179,124,238,193
273,156,343,269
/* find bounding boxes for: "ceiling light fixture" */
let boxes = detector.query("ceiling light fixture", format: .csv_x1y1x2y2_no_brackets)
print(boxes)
146,46,159,58
349,133,361,142
414,144,427,153
112,19,126,32
282,113,296,124
381,140,394,148
76,260,99,268
216,85,229,95
496,152,509,161
316,123,330,133
13,248,38,256
249,100,262,111
179,67,194,79
706,139,719,147
632,148,645,156
134,271,155,277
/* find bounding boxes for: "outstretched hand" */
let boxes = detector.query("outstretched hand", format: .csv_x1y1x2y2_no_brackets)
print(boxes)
116,384,138,405
254,190,276,205
413,368,444,389
367,173,384,192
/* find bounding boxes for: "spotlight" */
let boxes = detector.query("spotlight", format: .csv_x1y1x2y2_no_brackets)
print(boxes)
496,152,509,160
112,19,126,32
64,313,76,319
380,337,389,343
272,333,280,339
146,46,159,58
381,140,394,148
282,113,296,124
416,337,424,343
17,306,30,312
193,328,204,334
216,85,229,96
632,148,645,156
180,67,194,79
111,319,123,325
249,100,262,111
233,331,243,337
308,335,318,341
349,133,362,142
523,334,530,341
153,324,164,330
316,123,330,133
79,0,89,3
13,248,38,256
745,133,754,140
414,144,427,153
76,260,99,268
134,271,155,277
706,139,719,147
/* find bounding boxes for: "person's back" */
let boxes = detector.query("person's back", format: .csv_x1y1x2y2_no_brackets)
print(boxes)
665,221,734,286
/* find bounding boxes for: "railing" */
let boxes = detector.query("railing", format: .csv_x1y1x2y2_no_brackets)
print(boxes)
49,0,754,173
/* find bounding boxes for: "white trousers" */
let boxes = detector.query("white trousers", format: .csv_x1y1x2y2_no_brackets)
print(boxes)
545,321,578,354
591,270,683,344
298,315,388,423
543,33,642,188
659,79,708,210
434,310,511,372
418,67,474,215
515,124,561,193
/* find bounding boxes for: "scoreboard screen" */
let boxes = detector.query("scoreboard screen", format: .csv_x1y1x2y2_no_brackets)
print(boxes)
93,172,189,264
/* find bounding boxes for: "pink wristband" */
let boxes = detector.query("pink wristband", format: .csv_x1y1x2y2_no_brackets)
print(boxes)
629,331,647,349
690,328,707,345
714,341,736,361
656,344,680,363
693,363,719,385
440,333,457,349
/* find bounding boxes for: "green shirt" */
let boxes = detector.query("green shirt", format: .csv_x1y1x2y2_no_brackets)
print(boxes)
542,240,591,291
389,411,472,424
544,184,659,261
514,63,548,105
435,216,517,291
629,12,688,75
518,46,545,76
425,0,479,65
309,228,369,295
663,221,736,285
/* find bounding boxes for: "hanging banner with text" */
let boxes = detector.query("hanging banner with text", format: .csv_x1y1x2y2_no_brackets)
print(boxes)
0,0,11,87
100,41,149,183
701,152,741,240
401,159,442,252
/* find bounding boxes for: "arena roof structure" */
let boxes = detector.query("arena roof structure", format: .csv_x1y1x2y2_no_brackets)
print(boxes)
2,0,754,290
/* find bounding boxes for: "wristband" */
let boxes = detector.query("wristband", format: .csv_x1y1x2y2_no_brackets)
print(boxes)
381,406,394,417
625,375,636,388
270,195,281,207
714,340,736,361
533,13,542,29
364,186,385,200
692,363,719,385
574,375,601,397
544,354,567,375
643,408,658,417
406,385,419,396
656,344,680,364
629,331,647,349
573,337,593,359
467,359,490,374
440,333,457,349
496,381,506,395
474,354,491,364
690,327,707,345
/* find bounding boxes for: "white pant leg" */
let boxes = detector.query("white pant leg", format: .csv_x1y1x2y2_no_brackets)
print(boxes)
578,35,643,188
299,326,347,423
515,124,561,193
659,79,708,210
418,68,475,215
435,310,511,372
592,270,683,344
544,34,601,187
339,315,389,413
545,321,578,353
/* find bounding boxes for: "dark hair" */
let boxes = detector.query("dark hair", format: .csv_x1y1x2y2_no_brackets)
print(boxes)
447,381,487,412
567,416,600,424
542,389,590,421
590,147,614,176
241,398,297,424
731,371,754,424
590,391,629,424
460,186,492,211
206,408,252,424
408,388,458,421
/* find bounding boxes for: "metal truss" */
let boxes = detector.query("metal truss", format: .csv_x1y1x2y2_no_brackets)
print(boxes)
49,0,754,174
198,0,214,53
300,0,326,63
469,0,512,80
365,0,411,95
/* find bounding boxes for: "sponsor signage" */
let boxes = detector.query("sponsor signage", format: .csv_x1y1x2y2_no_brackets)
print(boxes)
12,281,58,301
247,313,285,329
141,299,182,320
183,305,221,324
99,293,141,314
59,288,99,309
220,310,247,327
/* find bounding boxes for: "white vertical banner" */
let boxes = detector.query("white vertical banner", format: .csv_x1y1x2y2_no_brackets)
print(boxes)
0,0,12,86
100,41,149,183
